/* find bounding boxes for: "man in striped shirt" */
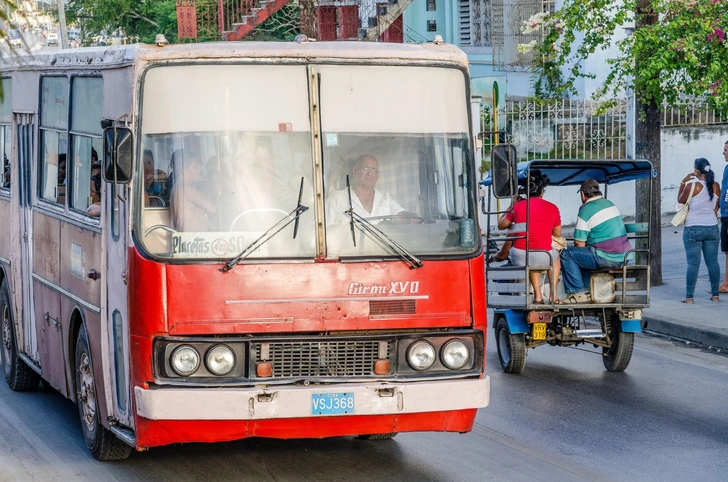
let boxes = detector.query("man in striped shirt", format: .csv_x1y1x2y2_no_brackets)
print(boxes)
560,179,631,302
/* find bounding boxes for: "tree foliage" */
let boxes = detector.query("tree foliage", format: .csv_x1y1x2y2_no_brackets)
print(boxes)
523,0,728,109
64,0,178,44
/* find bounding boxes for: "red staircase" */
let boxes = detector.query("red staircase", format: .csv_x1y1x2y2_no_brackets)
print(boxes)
222,0,291,41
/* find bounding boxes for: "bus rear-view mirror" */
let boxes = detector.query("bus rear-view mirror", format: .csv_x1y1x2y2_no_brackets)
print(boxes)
491,144,517,199
102,126,133,184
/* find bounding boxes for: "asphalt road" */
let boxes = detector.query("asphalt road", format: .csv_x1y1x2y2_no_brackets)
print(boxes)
1,332,726,481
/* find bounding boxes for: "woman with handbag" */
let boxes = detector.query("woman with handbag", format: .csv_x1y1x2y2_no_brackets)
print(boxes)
678,158,721,303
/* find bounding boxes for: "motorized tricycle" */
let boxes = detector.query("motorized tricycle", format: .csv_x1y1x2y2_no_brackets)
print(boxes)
482,146,656,373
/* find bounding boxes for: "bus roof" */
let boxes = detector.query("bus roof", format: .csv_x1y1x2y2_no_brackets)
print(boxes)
1,41,470,71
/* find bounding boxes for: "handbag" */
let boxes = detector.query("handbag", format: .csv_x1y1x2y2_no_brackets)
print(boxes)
671,181,696,226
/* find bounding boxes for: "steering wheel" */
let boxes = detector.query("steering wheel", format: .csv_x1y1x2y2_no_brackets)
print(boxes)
364,213,425,225
144,224,177,238
229,208,290,232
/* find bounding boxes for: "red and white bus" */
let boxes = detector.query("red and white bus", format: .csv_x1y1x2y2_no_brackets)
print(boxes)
0,39,490,460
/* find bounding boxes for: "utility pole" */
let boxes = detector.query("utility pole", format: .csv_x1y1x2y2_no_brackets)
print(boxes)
57,0,69,49
634,0,662,286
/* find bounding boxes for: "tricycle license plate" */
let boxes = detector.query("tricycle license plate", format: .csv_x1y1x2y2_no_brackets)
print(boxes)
532,323,547,340
311,392,355,415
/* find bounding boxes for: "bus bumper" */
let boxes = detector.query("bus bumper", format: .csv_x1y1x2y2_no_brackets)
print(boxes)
135,377,489,421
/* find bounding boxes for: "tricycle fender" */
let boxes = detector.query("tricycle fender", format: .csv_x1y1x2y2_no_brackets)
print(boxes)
493,309,529,334
620,319,642,333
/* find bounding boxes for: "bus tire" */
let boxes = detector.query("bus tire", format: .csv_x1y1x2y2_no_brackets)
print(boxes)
75,325,132,461
495,318,526,374
357,433,398,440
602,323,634,372
1,279,40,392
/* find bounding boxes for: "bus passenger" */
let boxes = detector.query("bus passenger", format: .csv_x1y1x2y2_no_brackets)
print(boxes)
497,170,561,304
87,150,102,218
560,179,631,303
326,154,417,225
143,149,168,207
169,150,216,232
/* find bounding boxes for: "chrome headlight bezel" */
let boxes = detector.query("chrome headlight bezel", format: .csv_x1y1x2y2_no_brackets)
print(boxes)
441,339,470,370
170,345,200,376
205,344,236,376
406,340,437,371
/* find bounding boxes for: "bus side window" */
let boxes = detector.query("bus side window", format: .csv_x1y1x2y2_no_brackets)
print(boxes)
69,76,104,218
39,76,69,206
0,77,10,191
0,130,9,190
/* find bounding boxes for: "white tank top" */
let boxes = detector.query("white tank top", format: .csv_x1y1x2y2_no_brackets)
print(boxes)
685,180,718,226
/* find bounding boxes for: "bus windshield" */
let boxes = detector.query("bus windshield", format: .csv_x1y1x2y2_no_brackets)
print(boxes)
136,63,476,261
320,65,476,258
138,64,316,260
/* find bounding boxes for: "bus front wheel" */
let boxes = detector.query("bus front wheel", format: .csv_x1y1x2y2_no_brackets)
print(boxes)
495,317,526,374
1,279,40,391
75,325,132,461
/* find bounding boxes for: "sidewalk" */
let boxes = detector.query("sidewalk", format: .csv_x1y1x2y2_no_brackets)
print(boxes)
642,219,728,352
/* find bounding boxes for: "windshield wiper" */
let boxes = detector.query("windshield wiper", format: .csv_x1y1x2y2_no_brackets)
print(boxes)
347,211,423,269
346,175,356,247
221,178,309,273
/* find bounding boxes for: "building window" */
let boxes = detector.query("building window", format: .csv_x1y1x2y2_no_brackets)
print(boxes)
427,20,437,32
427,0,436,11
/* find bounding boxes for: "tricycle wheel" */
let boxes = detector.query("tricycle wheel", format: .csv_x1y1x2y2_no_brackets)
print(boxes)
495,318,526,374
602,318,634,372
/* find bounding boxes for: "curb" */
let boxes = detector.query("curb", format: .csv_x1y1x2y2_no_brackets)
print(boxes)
643,315,728,352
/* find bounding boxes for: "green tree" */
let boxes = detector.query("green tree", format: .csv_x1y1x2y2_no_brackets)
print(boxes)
523,0,728,110
518,0,728,285
64,0,178,44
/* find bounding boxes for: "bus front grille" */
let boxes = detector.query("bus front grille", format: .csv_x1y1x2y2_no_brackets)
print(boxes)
369,299,416,315
251,340,390,378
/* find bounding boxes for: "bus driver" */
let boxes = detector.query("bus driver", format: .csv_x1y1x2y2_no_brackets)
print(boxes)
326,154,418,225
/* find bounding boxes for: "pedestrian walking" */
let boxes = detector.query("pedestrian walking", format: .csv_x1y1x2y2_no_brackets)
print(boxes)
678,158,721,303
719,141,728,293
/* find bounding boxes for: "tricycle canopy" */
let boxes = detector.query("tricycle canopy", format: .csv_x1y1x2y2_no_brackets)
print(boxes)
480,159,656,188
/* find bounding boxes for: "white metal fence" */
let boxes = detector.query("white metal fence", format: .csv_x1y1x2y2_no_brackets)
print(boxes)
480,98,628,165
662,101,728,128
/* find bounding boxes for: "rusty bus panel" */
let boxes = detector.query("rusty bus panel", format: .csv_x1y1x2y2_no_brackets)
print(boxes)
60,222,101,307
32,212,61,285
0,198,10,261
32,280,65,392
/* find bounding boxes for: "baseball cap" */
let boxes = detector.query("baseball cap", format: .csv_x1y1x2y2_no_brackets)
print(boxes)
577,179,600,194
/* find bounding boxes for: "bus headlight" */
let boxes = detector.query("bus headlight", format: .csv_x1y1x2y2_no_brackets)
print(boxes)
441,339,470,369
171,345,200,376
206,345,235,376
407,340,436,370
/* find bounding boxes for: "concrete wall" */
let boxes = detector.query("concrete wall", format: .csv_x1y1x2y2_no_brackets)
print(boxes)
661,126,728,214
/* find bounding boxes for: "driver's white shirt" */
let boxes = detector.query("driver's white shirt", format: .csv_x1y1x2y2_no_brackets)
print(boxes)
326,188,405,225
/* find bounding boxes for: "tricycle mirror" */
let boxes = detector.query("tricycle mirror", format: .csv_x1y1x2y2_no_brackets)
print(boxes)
491,144,517,199
102,126,133,184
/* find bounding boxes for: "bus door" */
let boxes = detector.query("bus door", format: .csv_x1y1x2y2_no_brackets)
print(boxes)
14,113,39,363
102,180,131,426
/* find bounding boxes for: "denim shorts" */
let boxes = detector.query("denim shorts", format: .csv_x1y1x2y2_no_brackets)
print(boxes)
722,217,728,252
